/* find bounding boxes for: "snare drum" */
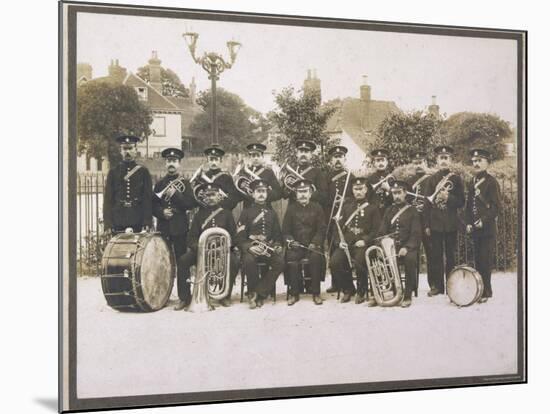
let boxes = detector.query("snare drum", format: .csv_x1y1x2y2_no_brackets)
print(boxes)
447,265,484,307
101,232,175,312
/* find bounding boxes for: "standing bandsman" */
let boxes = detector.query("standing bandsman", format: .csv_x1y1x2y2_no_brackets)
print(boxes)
152,148,197,259
366,148,394,216
423,145,465,297
465,149,502,303
103,135,152,234
405,151,434,292
175,183,239,310
282,139,328,209
239,143,282,209
200,145,241,211
329,177,381,304
282,179,327,306
378,180,422,307
236,179,285,309
326,145,355,293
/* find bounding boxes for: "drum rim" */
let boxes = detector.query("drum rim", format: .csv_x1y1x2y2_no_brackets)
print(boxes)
447,265,484,307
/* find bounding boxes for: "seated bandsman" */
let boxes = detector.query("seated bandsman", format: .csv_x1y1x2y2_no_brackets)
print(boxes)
153,148,197,259
465,149,502,303
175,182,239,310
202,145,241,211
282,139,328,210
366,148,394,216
240,143,282,209
282,179,327,306
103,135,152,233
236,179,285,309
378,180,422,308
329,177,381,304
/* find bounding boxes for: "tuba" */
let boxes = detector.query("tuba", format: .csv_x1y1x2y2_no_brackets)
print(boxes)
365,237,403,306
186,227,232,312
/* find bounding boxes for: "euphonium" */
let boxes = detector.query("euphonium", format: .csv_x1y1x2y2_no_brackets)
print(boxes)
365,237,403,306
233,161,262,197
187,227,232,312
279,162,317,193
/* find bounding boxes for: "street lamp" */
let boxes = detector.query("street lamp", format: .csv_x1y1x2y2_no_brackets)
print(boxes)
182,31,241,145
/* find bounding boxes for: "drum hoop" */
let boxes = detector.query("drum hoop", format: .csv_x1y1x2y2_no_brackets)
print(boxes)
447,264,483,307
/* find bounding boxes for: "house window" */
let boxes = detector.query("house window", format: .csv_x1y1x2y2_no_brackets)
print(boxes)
85,155,91,171
135,87,148,101
96,157,103,172
152,116,166,137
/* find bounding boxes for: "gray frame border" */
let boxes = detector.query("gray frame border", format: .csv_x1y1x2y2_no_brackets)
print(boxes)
59,1,527,412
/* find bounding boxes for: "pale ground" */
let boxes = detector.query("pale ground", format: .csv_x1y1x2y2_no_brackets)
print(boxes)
77,272,518,399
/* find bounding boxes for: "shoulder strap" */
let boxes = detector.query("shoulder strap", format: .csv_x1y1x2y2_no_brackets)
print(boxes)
390,205,411,225
124,165,142,181
344,201,370,227
331,170,347,182
201,207,224,229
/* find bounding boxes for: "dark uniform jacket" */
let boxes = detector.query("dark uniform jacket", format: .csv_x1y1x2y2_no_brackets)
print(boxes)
422,168,465,233
340,198,381,246
103,161,152,230
186,205,237,252
405,172,431,228
465,171,502,237
241,166,283,209
235,203,283,250
204,168,241,211
152,174,198,236
282,201,327,247
327,169,355,216
283,164,329,209
378,203,421,251
366,170,393,213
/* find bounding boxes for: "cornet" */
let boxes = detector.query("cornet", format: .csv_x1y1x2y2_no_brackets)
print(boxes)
426,173,454,204
155,177,186,201
249,239,275,257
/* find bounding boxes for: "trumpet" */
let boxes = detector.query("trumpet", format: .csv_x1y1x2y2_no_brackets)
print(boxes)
155,177,186,201
426,172,454,204
249,239,275,257
406,191,427,200
233,161,262,197
279,162,316,193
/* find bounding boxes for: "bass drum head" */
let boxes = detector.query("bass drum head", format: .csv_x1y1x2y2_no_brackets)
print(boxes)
447,266,484,307
138,235,174,311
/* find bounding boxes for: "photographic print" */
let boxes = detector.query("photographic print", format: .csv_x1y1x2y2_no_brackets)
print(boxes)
59,1,526,411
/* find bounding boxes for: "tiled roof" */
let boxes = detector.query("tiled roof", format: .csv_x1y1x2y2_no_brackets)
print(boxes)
123,73,180,111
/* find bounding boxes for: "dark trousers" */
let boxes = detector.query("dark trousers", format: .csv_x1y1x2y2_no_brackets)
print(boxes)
167,234,187,259
242,251,284,298
398,249,418,300
430,231,457,292
177,249,238,302
422,232,434,289
285,248,324,296
329,246,368,294
473,235,496,298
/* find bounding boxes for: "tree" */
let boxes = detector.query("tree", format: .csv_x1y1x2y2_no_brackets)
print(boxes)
373,111,445,168
189,88,269,153
441,112,512,163
137,66,189,98
270,87,338,169
77,81,153,163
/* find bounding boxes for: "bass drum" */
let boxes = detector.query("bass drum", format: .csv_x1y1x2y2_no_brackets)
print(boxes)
447,265,484,307
101,232,175,312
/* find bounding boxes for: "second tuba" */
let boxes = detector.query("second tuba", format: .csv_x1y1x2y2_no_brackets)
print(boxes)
186,227,232,312
365,237,403,306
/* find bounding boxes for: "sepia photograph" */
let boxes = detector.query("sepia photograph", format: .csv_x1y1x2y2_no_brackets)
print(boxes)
60,1,526,412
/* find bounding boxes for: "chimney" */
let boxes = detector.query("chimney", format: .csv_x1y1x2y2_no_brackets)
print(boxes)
148,50,162,92
428,95,440,117
77,63,93,80
190,76,197,104
360,75,371,102
303,68,321,102
108,59,127,84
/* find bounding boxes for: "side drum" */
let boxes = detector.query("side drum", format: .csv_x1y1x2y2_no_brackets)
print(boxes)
447,265,484,307
101,232,175,312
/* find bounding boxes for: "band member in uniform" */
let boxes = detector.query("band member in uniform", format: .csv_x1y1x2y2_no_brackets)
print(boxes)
153,148,197,259
175,183,239,310
282,179,327,306
378,180,422,307
240,143,282,209
366,148,394,216
236,179,285,309
329,177,381,304
282,139,328,209
465,149,502,303
405,151,434,291
423,145,465,297
325,145,355,293
103,135,152,233
200,145,241,211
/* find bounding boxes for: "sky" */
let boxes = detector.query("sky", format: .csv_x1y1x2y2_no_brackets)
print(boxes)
77,12,518,126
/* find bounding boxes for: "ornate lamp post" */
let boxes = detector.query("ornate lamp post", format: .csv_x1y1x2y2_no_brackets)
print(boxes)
182,31,241,145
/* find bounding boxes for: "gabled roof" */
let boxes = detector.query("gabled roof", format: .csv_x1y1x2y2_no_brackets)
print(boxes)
122,72,180,111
